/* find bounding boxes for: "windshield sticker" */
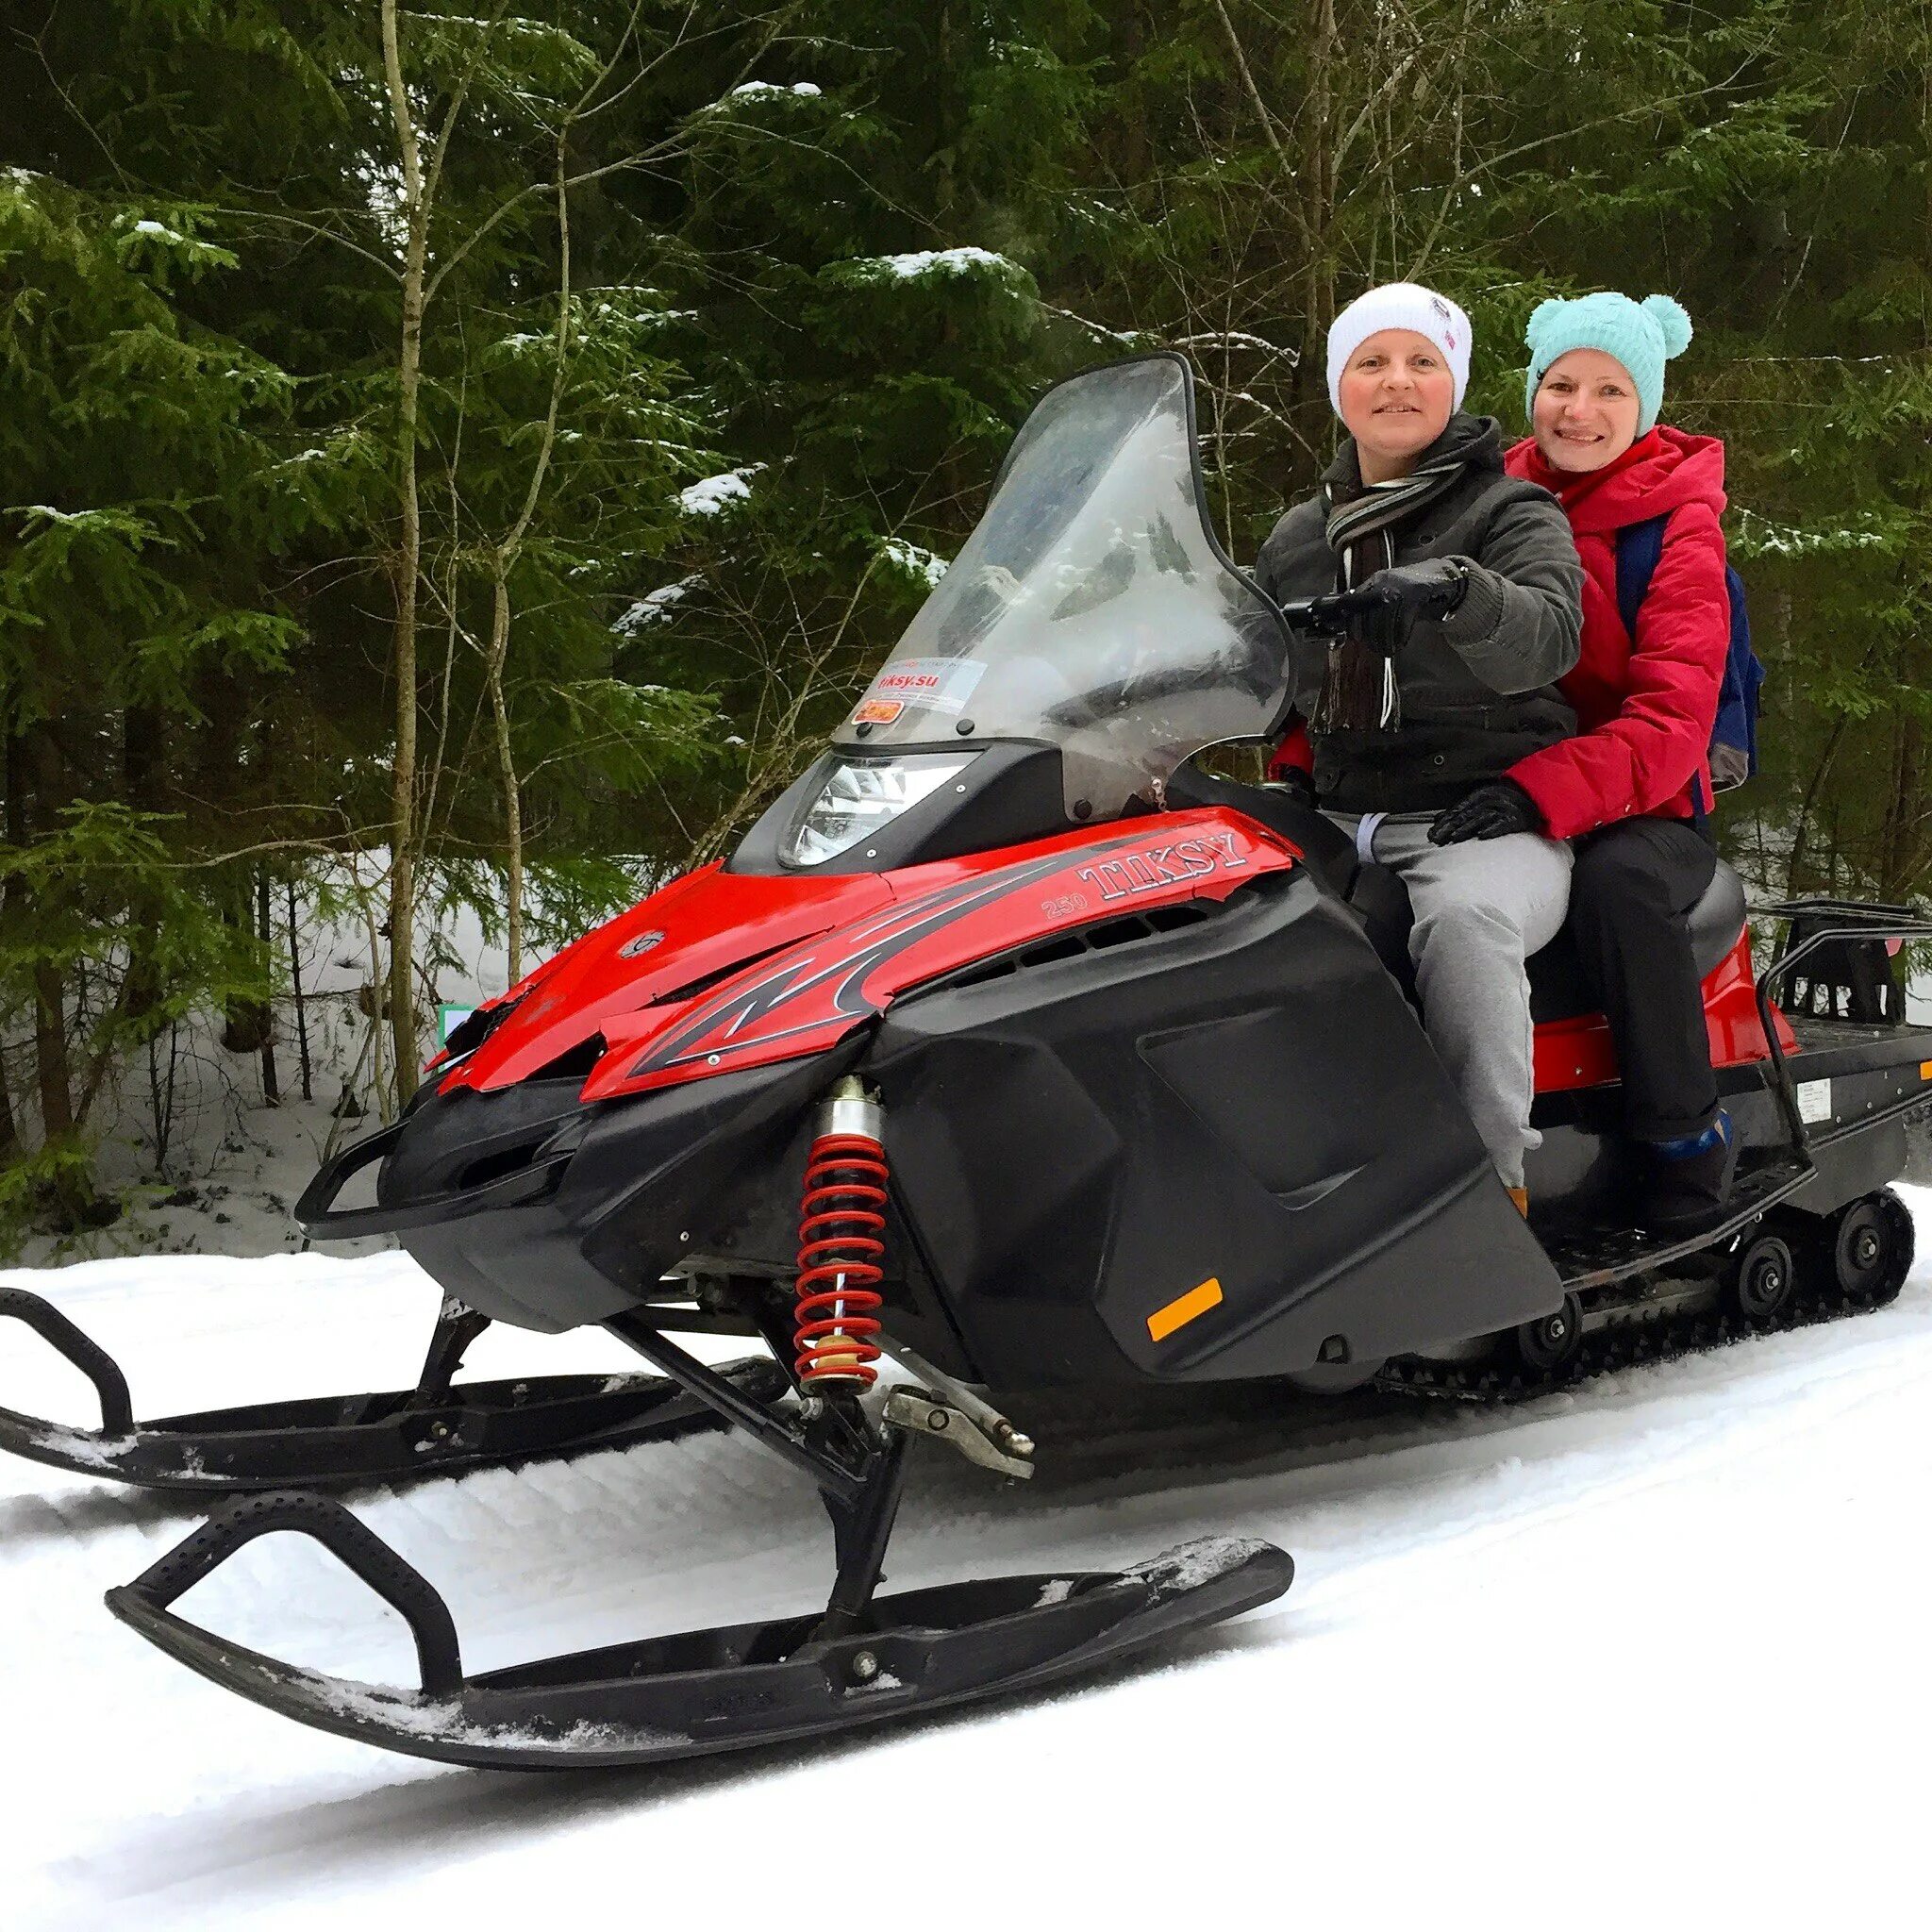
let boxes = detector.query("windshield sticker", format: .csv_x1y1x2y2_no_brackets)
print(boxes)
867,657,986,717
852,698,905,725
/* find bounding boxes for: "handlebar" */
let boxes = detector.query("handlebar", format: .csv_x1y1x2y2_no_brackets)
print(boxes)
1275,574,1461,637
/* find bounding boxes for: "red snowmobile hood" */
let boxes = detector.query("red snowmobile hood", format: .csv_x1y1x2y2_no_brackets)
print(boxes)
436,864,894,1094
440,810,1300,1102
1505,425,1726,538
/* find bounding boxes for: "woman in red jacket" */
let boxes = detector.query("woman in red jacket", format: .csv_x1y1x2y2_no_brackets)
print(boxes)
1430,291,1734,1229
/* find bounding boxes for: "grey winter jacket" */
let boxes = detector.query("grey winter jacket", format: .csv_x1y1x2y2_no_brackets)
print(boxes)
1254,412,1584,814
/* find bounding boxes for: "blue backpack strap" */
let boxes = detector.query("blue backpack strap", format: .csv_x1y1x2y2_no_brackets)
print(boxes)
1614,510,1711,824
1614,512,1671,639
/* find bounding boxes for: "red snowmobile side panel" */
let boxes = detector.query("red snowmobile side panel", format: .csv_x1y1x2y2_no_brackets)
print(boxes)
575,810,1298,1102
1532,929,1796,1096
438,864,895,1095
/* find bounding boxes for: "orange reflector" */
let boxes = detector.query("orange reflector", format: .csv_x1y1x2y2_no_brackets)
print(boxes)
1148,1277,1224,1343
1921,1061,1932,1080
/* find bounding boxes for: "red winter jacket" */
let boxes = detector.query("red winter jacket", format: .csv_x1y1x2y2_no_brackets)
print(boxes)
1501,427,1730,841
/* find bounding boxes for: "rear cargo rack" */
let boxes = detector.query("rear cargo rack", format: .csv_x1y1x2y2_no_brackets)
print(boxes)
1751,898,1932,1163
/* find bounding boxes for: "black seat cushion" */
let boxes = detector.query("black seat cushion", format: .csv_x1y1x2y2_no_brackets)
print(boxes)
1527,857,1746,1024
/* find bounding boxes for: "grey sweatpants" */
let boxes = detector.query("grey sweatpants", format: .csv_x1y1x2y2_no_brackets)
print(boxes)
1329,812,1574,1189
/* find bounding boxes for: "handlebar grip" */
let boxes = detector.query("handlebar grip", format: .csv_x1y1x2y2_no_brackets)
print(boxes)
1279,573,1463,635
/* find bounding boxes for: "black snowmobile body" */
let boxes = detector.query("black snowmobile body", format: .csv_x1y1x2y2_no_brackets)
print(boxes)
24,354,1930,1771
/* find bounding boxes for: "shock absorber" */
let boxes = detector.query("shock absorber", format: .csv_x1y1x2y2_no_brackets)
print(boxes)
793,1077,888,1391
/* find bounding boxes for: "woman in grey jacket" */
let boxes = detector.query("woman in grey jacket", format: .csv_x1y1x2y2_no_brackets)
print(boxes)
1255,283,1584,1208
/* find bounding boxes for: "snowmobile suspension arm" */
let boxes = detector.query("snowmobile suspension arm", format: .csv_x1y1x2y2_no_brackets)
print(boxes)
818,1428,911,1639
0,1287,134,1435
414,1300,491,1402
605,1310,867,1503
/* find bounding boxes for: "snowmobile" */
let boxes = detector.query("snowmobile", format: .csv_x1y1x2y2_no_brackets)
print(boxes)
8,353,1929,1771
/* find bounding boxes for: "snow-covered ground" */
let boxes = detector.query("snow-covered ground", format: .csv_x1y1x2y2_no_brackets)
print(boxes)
12,891,512,1271
8,1204,1932,1931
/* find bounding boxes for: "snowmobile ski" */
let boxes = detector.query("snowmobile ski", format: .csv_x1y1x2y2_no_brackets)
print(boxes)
0,1287,785,1492
105,1485,1291,1771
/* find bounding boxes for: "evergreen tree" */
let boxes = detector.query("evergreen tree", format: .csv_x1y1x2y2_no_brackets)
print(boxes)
2,0,1929,1234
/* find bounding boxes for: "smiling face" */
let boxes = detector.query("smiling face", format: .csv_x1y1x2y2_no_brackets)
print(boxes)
1335,329,1457,481
1533,347,1643,473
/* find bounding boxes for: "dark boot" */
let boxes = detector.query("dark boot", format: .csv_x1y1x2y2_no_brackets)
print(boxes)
1637,1109,1737,1235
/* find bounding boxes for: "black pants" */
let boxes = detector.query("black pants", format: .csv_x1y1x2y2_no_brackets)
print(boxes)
1565,817,1720,1142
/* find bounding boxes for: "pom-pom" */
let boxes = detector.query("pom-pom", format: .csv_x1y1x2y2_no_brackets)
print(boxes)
1524,297,1566,348
1642,293,1693,358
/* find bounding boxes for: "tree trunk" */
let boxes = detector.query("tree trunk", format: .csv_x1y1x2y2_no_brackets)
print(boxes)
480,138,573,990
0,1040,19,1168
487,574,525,987
1297,0,1340,455
1784,714,1848,898
382,0,426,1100
27,725,73,1143
257,870,280,1105
120,701,165,1033
0,730,22,1162
288,876,312,1104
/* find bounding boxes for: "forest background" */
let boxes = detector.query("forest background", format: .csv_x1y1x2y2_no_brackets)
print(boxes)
2,0,1928,1241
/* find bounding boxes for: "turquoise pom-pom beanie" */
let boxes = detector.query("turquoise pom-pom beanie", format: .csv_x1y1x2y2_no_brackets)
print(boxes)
1523,291,1693,434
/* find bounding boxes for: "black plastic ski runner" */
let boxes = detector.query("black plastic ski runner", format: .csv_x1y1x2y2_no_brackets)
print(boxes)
0,1285,786,1491
105,1490,1292,1770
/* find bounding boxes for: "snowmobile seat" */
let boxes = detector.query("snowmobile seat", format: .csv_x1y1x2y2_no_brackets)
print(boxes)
1162,770,1750,1025
1342,851,1749,1024
1526,856,1747,1023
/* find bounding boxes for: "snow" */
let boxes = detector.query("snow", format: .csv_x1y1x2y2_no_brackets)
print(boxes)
612,575,699,635
879,537,949,587
724,80,822,99
9,1203,1932,1926
676,465,763,517
1,885,511,1272
861,246,1015,280
1732,506,1891,559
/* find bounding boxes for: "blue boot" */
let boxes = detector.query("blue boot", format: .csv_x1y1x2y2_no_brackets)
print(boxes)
1638,1109,1737,1235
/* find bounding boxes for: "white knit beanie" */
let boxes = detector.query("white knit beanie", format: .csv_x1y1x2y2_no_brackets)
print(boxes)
1326,282,1473,416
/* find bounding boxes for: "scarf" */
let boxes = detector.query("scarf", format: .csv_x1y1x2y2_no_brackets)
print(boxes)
1312,452,1468,732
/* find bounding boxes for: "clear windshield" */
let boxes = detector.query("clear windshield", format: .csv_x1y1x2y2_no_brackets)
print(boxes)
837,355,1291,819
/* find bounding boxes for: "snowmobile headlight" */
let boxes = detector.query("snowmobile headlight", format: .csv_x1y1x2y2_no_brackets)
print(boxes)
786,753,980,866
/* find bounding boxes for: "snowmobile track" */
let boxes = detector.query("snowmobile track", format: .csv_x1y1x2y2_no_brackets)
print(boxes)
1379,1191,1911,1406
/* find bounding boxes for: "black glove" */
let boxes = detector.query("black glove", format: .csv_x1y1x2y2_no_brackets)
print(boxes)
1428,778,1544,845
1271,765,1317,809
1352,558,1470,618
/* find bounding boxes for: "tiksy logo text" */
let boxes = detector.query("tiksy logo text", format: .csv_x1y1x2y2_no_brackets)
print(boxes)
1074,831,1249,903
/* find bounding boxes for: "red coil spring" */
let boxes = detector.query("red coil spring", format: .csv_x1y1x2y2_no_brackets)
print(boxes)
793,1130,888,1389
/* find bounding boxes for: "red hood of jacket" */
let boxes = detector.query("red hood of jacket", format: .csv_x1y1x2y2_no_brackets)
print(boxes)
1505,425,1726,536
